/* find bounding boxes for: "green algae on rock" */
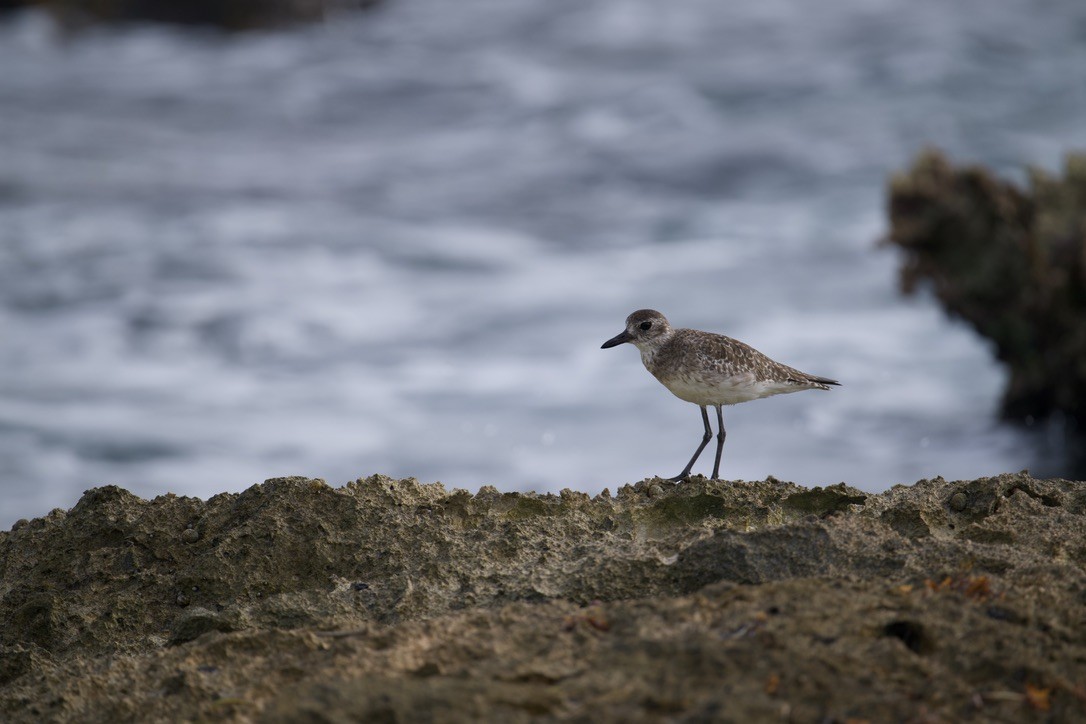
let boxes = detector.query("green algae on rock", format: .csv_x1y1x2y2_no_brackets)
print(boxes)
2,473,1086,721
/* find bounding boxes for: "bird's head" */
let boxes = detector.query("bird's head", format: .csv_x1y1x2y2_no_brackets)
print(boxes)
601,309,673,351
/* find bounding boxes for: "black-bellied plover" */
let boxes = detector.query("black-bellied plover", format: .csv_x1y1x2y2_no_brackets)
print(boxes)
601,309,840,481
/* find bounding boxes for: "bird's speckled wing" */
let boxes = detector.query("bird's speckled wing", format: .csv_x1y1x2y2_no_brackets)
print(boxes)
645,329,836,406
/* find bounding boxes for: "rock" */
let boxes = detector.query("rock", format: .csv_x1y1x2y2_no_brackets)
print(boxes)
2,473,1086,721
0,0,33,13
168,606,243,644
35,0,385,32
886,149,1086,434
948,491,969,512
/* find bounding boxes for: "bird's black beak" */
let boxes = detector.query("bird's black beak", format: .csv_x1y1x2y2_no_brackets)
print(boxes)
601,330,633,349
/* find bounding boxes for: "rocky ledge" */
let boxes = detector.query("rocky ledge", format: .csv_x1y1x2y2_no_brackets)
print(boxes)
2,473,1086,721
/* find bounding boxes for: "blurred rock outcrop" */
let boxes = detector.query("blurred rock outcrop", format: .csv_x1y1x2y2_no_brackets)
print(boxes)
4,0,383,30
3,474,1086,721
887,149,1086,430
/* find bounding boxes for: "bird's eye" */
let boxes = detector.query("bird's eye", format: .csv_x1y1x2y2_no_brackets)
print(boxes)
639,321,652,331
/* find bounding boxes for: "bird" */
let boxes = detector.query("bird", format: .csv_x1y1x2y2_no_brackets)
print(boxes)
601,309,840,481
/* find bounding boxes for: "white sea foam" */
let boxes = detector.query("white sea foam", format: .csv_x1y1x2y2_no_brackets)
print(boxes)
1,0,1084,525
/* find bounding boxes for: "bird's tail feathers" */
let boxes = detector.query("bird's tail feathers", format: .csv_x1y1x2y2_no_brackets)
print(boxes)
787,374,840,390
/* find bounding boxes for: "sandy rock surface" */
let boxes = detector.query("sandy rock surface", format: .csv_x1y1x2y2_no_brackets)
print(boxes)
2,473,1085,721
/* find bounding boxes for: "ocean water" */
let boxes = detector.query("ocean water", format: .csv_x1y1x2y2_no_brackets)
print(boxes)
2,0,1085,528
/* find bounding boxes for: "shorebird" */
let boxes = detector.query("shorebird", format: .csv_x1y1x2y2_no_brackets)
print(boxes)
601,309,839,481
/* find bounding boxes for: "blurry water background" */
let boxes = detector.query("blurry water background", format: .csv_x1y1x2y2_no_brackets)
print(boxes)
2,0,1085,527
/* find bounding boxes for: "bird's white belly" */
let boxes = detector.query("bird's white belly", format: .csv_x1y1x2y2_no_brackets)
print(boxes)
662,372,801,406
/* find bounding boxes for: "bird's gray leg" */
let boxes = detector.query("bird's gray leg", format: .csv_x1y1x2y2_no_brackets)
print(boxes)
711,405,726,480
669,406,712,481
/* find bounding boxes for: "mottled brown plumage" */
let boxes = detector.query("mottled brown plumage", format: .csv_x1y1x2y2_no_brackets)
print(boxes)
601,309,839,480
